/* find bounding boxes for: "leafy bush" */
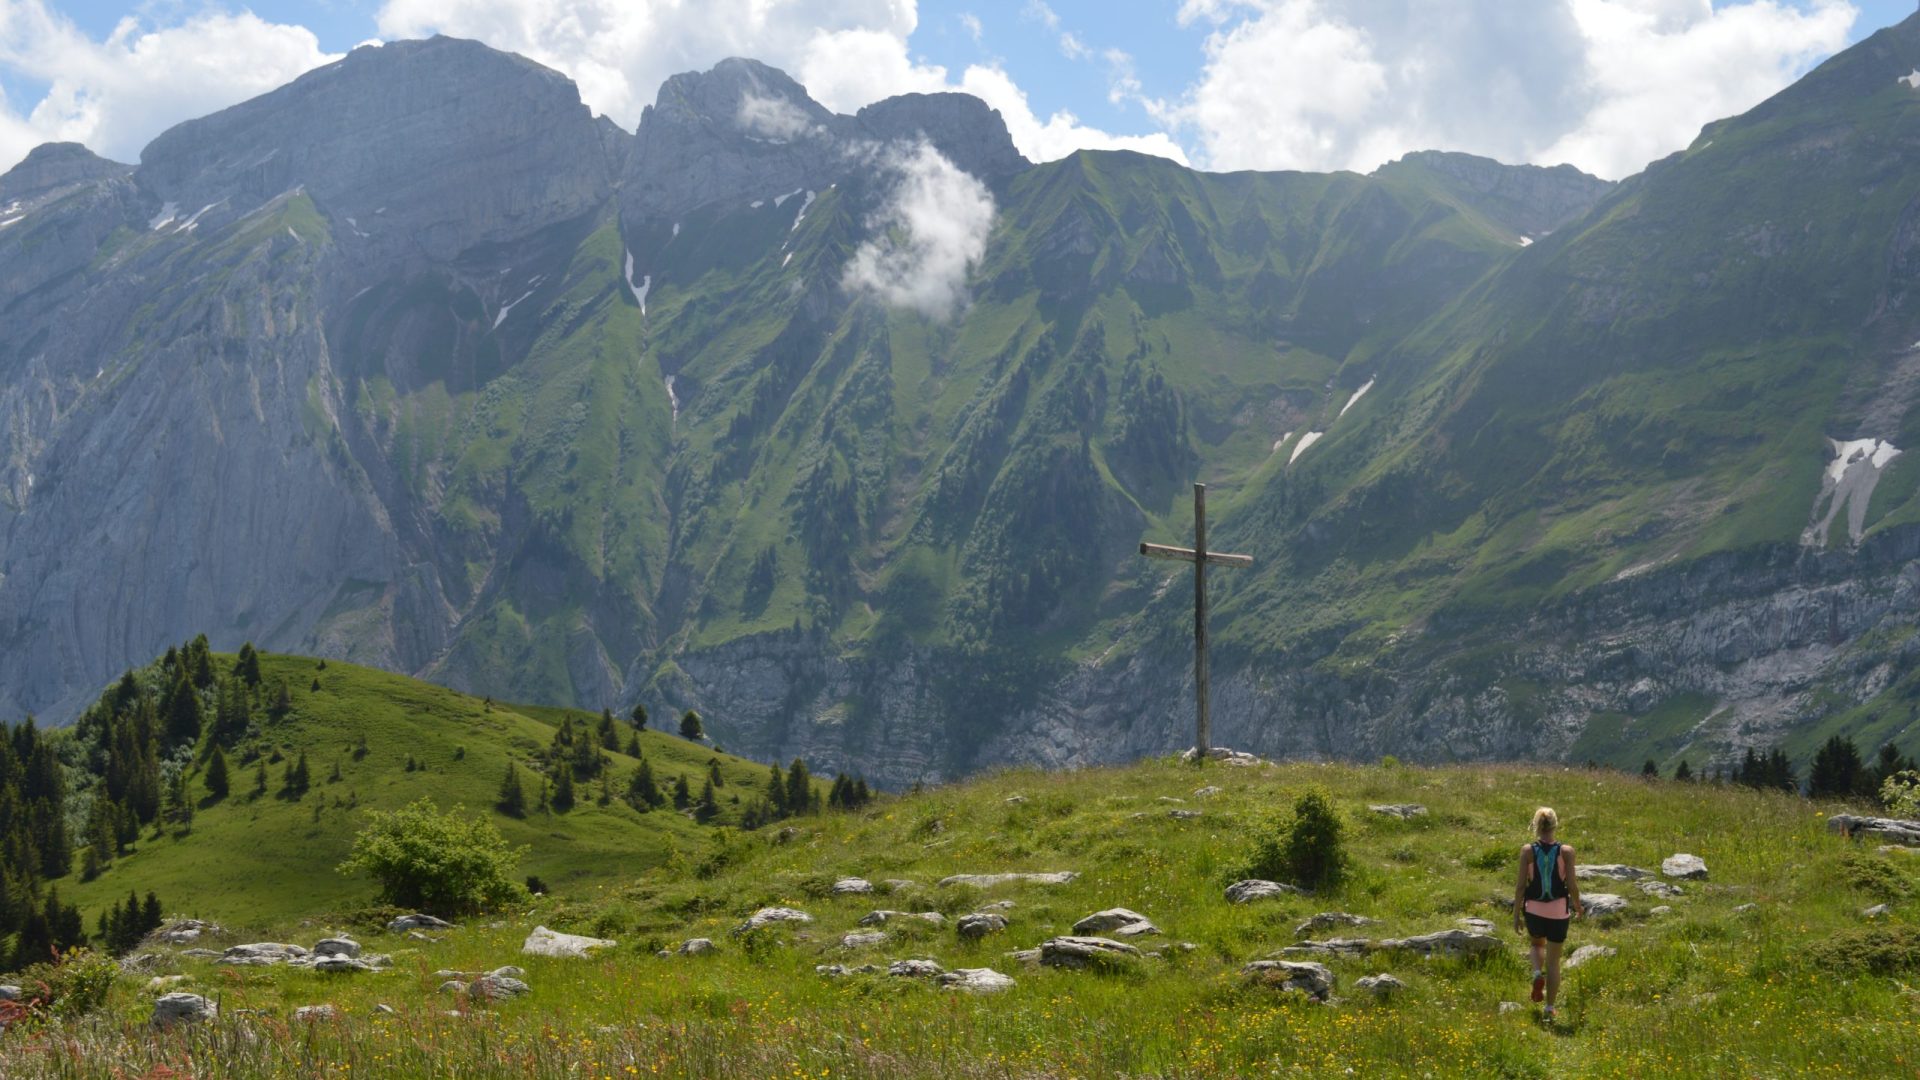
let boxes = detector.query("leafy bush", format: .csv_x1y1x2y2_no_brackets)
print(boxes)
336,798,527,916
9,949,120,1019
1882,770,1920,818
1805,926,1920,976
1838,852,1915,901
1241,789,1348,891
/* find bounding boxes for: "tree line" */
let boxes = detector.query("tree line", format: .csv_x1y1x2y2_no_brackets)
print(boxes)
1638,734,1916,804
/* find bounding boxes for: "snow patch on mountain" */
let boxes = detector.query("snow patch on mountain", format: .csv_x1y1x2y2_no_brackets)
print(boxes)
1805,437,1903,547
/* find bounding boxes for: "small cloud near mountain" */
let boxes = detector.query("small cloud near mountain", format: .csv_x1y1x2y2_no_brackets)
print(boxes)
842,141,995,321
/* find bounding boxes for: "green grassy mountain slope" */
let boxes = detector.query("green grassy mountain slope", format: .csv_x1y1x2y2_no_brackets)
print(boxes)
52,649,817,927
3,757,1913,1077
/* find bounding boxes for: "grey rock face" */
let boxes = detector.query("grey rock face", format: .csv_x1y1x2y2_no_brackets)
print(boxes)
1661,854,1709,880
138,37,614,262
1830,814,1920,845
1242,960,1335,1001
0,143,130,204
1297,907,1374,933
1038,936,1143,970
1579,865,1653,881
939,872,1077,889
957,913,1008,939
937,967,1014,993
389,914,454,932
1226,880,1301,904
1355,973,1405,995
522,926,616,958
829,878,874,895
1072,908,1159,937
737,906,813,931
1582,894,1629,916
1563,944,1616,970
151,992,217,1028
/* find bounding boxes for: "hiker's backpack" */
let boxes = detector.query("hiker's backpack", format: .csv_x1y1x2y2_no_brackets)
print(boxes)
1530,841,1565,902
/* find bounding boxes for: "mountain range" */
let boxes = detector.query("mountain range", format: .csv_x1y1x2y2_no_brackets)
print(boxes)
6,21,1920,785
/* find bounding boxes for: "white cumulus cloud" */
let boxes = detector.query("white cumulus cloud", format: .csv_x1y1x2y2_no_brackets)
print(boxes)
842,141,996,320
0,1,339,171
1154,0,1858,179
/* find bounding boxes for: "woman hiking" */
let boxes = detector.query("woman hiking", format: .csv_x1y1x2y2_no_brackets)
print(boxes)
1513,806,1582,1019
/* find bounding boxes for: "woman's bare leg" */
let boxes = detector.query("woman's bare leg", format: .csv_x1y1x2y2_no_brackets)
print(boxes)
1544,939,1565,1007
1530,936,1545,974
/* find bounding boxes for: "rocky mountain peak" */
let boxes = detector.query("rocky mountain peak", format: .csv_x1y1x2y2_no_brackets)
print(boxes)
856,93,1026,181
135,35,613,259
626,59,1026,220
0,142,131,204
1373,150,1613,238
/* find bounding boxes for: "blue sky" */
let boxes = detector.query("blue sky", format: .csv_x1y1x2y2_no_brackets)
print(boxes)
2,1,1916,178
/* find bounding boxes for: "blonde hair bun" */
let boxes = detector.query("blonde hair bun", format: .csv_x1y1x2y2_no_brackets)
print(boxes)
1532,807,1558,838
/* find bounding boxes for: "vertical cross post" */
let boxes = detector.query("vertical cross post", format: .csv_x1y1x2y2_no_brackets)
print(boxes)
1138,483,1252,764
1193,483,1209,760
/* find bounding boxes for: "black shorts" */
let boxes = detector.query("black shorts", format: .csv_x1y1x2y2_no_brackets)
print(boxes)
1525,912,1570,943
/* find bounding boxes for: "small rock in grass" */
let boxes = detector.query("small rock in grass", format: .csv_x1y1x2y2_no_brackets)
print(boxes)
665,938,716,957
471,975,530,1000
1355,973,1405,996
1864,903,1892,919
1457,918,1496,934
881,879,917,891
1004,948,1042,966
1377,930,1501,957
958,913,1009,940
1578,865,1652,882
0,985,20,1001
888,959,946,978
1661,854,1708,880
314,938,360,958
1194,786,1223,798
151,993,216,1028
1226,880,1302,904
830,878,874,896
388,914,455,933
220,942,309,966
938,872,1078,888
938,967,1014,993
841,931,887,949
1563,945,1615,970
293,1005,337,1023
858,910,944,927
311,956,375,973
1166,809,1203,820
982,900,1016,912
1369,804,1427,819
488,966,526,980
438,980,468,995
1279,938,1373,959
1637,880,1683,898
815,963,881,977
1649,905,1673,916
1073,908,1159,937
145,975,187,992
1581,894,1629,917
1242,960,1334,1001
523,926,616,958
1039,936,1143,970
1004,795,1027,804
1498,1001,1523,1015
1732,903,1757,914
1297,912,1376,938
737,907,813,932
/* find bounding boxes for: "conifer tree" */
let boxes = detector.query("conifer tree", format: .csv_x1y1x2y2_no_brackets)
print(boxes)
695,779,719,823
205,745,229,800
552,764,576,812
626,733,642,758
708,759,724,787
1673,760,1693,782
1809,735,1866,798
630,703,648,731
627,759,662,811
1642,759,1658,777
598,708,619,750
253,760,269,798
497,762,527,817
672,774,692,810
785,759,811,815
679,711,704,741
234,642,263,686
767,763,789,817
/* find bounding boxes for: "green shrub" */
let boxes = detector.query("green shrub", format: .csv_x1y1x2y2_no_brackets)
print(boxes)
9,949,119,1019
1838,852,1915,900
1241,788,1348,891
1882,770,1920,818
1805,926,1920,975
335,798,528,915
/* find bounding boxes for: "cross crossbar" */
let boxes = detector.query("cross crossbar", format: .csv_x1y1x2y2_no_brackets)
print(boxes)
1138,542,1253,568
1139,483,1252,763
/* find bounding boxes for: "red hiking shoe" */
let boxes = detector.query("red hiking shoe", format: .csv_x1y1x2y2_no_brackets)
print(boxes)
1531,972,1546,1002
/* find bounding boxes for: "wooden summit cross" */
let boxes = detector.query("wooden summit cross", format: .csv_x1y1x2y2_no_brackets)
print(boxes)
1139,483,1252,762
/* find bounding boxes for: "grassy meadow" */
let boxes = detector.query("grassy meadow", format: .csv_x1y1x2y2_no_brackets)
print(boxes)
4,757,1916,1078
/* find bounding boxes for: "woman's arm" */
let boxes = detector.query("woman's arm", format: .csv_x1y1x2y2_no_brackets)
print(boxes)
1513,845,1531,932
1563,845,1582,916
